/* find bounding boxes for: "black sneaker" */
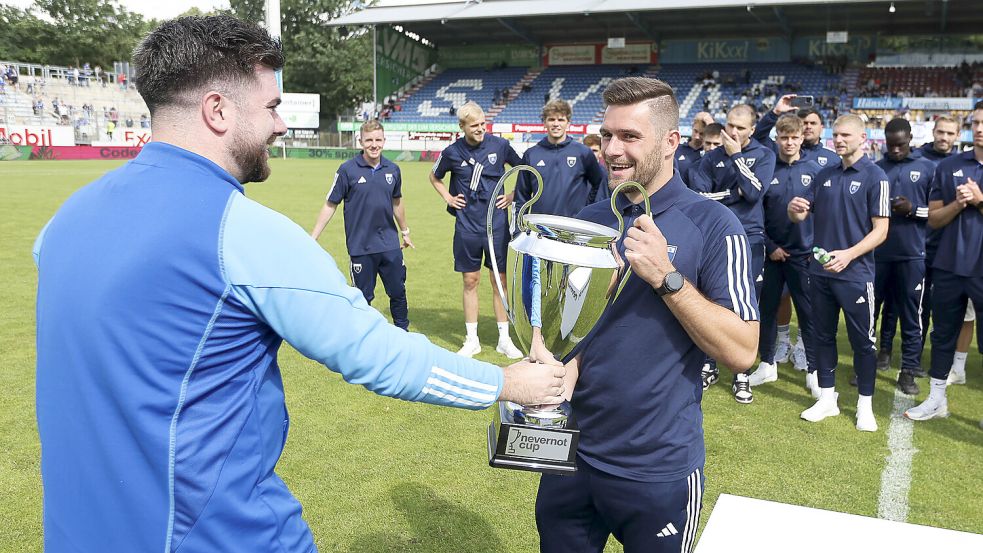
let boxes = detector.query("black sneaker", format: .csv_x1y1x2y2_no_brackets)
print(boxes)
876,350,891,372
732,377,753,404
897,372,920,395
701,361,719,391
909,367,927,378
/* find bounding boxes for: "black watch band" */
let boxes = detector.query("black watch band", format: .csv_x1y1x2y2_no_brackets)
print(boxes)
657,271,685,297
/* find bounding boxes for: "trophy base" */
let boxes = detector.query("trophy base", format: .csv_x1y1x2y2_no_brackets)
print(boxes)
487,401,579,475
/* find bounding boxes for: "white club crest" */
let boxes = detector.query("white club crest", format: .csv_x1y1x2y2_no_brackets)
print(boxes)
801,174,812,187
487,153,498,164
667,245,677,262
849,181,861,194
817,156,828,166
909,170,921,183
567,156,577,168
352,263,362,274
743,158,756,168
385,173,394,185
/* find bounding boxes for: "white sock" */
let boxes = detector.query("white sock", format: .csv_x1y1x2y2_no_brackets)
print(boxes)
857,394,873,412
497,321,510,340
929,377,948,401
778,325,790,342
465,322,478,341
735,372,748,382
819,387,836,401
952,351,968,371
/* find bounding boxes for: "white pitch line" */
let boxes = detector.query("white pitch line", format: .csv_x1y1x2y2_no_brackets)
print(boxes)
877,387,917,522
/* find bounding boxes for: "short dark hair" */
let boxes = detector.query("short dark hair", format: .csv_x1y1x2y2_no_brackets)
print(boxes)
602,77,679,133
703,123,724,137
796,107,824,125
975,100,983,111
885,117,912,135
133,15,284,114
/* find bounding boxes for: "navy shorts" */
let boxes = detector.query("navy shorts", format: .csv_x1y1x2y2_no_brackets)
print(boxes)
536,457,705,553
453,228,508,273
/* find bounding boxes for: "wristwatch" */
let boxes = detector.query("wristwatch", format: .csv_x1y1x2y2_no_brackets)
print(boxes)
656,271,685,297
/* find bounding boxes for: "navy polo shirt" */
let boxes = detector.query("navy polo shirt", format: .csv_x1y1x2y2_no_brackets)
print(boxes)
929,151,983,277
327,154,401,256
805,156,890,282
432,135,521,235
874,154,935,261
688,137,776,239
674,142,703,181
571,175,758,482
915,142,953,165
763,157,821,257
514,137,606,217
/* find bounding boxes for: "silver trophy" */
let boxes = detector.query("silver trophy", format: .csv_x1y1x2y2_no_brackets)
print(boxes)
485,165,650,474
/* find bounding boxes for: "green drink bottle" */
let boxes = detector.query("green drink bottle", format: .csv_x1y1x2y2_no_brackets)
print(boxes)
813,247,831,264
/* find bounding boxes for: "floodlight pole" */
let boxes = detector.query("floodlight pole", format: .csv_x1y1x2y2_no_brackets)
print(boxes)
373,25,378,118
265,0,283,93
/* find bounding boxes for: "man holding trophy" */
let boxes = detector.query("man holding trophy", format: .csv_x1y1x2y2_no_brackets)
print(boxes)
517,78,761,553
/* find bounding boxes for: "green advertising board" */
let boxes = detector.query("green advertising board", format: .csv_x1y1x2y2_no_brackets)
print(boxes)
437,44,539,68
376,26,438,102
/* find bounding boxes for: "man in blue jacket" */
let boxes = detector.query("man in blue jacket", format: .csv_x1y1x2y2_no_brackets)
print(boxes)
689,104,776,404
33,16,564,553
873,118,936,396
515,98,607,217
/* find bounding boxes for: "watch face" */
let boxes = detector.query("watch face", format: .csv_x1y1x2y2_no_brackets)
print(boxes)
665,271,684,292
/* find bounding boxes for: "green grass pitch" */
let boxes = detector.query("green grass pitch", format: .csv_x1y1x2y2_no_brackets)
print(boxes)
1,158,980,551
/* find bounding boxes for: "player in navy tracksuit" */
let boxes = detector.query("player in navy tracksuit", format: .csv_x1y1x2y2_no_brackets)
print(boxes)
747,114,822,397
905,103,983,421
311,120,412,330
515,99,607,217
788,115,890,432
430,102,524,358
688,104,775,403
754,95,841,169
674,111,714,180
879,115,962,372
536,77,759,553
871,118,936,395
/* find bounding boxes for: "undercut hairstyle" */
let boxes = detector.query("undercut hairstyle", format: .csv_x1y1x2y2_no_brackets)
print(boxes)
457,101,484,125
702,123,724,138
542,99,573,121
934,114,959,128
885,117,912,135
834,114,865,132
360,120,384,135
976,100,983,111
133,15,283,115
775,114,803,135
729,103,758,124
582,134,601,148
796,107,824,125
602,77,679,133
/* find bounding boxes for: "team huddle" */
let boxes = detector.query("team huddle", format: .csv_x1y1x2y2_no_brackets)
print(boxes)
316,92,983,435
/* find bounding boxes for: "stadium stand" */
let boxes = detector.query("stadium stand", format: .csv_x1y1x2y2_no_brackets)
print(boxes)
387,66,528,123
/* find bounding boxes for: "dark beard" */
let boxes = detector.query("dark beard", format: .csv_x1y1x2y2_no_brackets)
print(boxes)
232,132,272,184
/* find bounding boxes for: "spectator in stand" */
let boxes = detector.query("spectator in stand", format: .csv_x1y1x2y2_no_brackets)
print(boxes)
125,116,134,128
6,65,19,91
106,119,116,141
140,114,150,128
118,72,127,91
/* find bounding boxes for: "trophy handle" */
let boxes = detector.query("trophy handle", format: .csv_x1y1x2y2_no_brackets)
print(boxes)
608,181,652,297
487,164,545,324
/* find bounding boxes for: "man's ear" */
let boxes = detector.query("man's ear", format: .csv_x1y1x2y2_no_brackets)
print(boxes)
201,91,232,134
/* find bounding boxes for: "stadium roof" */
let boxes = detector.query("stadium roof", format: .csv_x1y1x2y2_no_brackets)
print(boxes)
328,0,981,46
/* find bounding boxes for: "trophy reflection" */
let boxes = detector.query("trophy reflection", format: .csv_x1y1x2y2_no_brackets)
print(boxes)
485,165,649,474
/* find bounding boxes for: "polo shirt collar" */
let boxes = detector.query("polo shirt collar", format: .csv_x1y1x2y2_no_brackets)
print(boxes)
354,153,388,169
538,137,572,149
957,149,982,165
134,141,243,193
841,155,873,173
613,173,688,218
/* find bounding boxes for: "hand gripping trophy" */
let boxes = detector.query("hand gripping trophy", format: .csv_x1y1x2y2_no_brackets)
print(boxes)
486,165,649,474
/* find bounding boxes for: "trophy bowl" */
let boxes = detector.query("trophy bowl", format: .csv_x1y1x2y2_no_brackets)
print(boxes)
485,165,649,474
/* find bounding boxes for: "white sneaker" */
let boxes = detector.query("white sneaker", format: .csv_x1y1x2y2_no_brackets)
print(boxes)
856,403,878,432
774,339,791,364
791,339,808,372
749,361,778,386
801,392,840,422
457,338,481,358
904,396,950,421
496,337,523,359
805,372,821,399
947,366,966,385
